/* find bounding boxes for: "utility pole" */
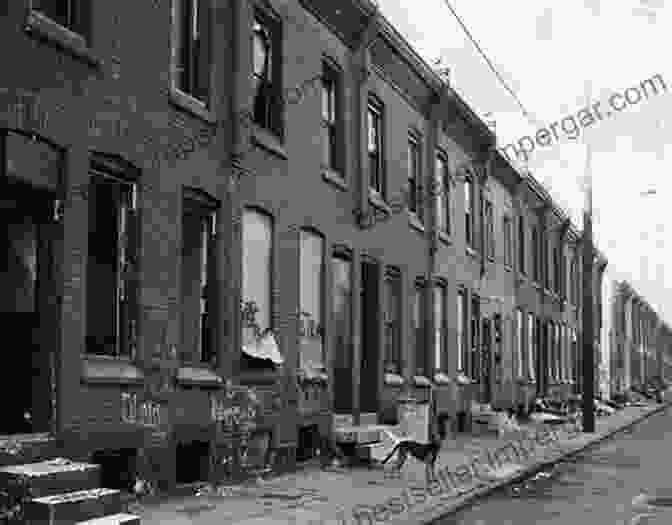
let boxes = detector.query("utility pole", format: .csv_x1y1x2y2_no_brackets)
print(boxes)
581,117,596,433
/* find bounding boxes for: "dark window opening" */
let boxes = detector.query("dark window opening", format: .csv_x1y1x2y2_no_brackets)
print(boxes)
321,60,341,172
407,133,422,221
86,172,138,358
367,98,385,198
296,424,320,462
175,0,211,102
253,9,283,137
384,268,402,374
91,449,138,493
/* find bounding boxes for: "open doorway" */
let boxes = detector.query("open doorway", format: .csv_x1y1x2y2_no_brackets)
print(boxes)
0,178,56,435
359,259,380,415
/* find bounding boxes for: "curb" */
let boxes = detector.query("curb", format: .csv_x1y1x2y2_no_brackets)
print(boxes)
394,403,672,525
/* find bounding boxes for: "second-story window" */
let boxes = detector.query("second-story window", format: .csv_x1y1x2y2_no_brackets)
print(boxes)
321,59,341,173
532,226,540,282
485,199,494,259
465,177,474,248
407,133,422,221
174,0,211,103
253,9,282,137
368,98,385,197
503,216,513,267
553,246,561,294
33,0,90,38
518,214,526,274
436,152,450,234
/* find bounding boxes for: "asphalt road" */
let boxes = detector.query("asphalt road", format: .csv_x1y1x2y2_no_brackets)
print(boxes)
435,406,672,525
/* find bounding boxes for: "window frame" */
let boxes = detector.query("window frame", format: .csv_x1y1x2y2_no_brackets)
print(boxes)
518,214,526,275
457,288,467,374
171,0,213,106
433,282,448,373
85,168,139,359
252,6,283,138
407,131,423,222
384,267,402,374
531,226,539,283
181,189,219,365
470,294,480,380
299,227,326,370
241,207,275,370
527,312,535,381
503,215,513,268
516,308,524,379
435,151,450,235
484,198,494,260
465,176,474,249
367,96,385,199
321,58,342,174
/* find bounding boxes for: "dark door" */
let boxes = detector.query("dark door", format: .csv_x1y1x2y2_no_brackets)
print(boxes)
0,180,56,434
481,318,492,404
359,260,379,414
332,254,353,413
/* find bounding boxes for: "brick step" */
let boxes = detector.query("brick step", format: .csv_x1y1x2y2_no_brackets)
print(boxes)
0,458,101,498
24,487,122,525
77,513,141,525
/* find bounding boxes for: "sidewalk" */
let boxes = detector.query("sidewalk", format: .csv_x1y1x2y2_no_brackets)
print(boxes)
127,402,670,525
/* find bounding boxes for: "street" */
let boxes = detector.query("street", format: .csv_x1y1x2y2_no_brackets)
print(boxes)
435,406,672,525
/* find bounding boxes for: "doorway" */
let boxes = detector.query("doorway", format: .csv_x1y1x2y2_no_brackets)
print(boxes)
481,318,492,404
0,178,57,435
359,259,380,415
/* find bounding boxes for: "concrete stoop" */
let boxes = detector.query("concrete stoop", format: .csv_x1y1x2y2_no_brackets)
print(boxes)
0,449,141,524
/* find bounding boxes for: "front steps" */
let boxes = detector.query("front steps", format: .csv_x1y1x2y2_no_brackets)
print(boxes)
0,437,141,524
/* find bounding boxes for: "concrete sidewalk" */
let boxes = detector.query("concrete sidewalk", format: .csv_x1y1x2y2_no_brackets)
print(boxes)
127,402,670,525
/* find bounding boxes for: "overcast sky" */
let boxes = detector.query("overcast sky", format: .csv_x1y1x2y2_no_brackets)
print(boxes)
379,0,672,323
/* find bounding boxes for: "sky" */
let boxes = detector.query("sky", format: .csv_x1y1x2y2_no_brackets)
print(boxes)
378,0,672,324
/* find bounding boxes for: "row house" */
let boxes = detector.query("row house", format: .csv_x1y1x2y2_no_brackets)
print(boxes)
0,0,614,493
611,281,669,394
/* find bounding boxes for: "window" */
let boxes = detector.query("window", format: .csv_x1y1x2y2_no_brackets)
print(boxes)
470,294,480,380
299,229,325,369
181,191,217,364
570,256,578,305
485,199,494,259
465,177,474,248
33,0,89,37
555,323,561,381
457,289,467,373
516,309,524,379
321,60,341,172
384,268,402,374
86,171,139,357
553,246,561,293
503,216,513,267
332,253,352,409
173,0,211,103
435,152,450,234
367,98,385,197
413,281,426,375
434,284,447,372
542,232,550,290
531,227,539,282
407,133,423,221
561,324,567,381
253,9,282,136
242,208,273,364
518,215,526,274
548,322,556,381
527,312,535,380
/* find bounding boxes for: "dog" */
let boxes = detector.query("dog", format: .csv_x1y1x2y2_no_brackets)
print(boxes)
381,436,442,483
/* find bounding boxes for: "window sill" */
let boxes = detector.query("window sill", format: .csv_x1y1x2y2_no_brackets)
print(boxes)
81,355,144,385
25,9,101,67
466,246,479,259
322,168,347,191
433,372,453,386
412,375,432,388
407,211,425,234
384,373,405,387
437,231,451,246
252,125,288,159
504,265,512,273
455,372,473,385
169,88,216,125
368,190,391,213
176,366,223,388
